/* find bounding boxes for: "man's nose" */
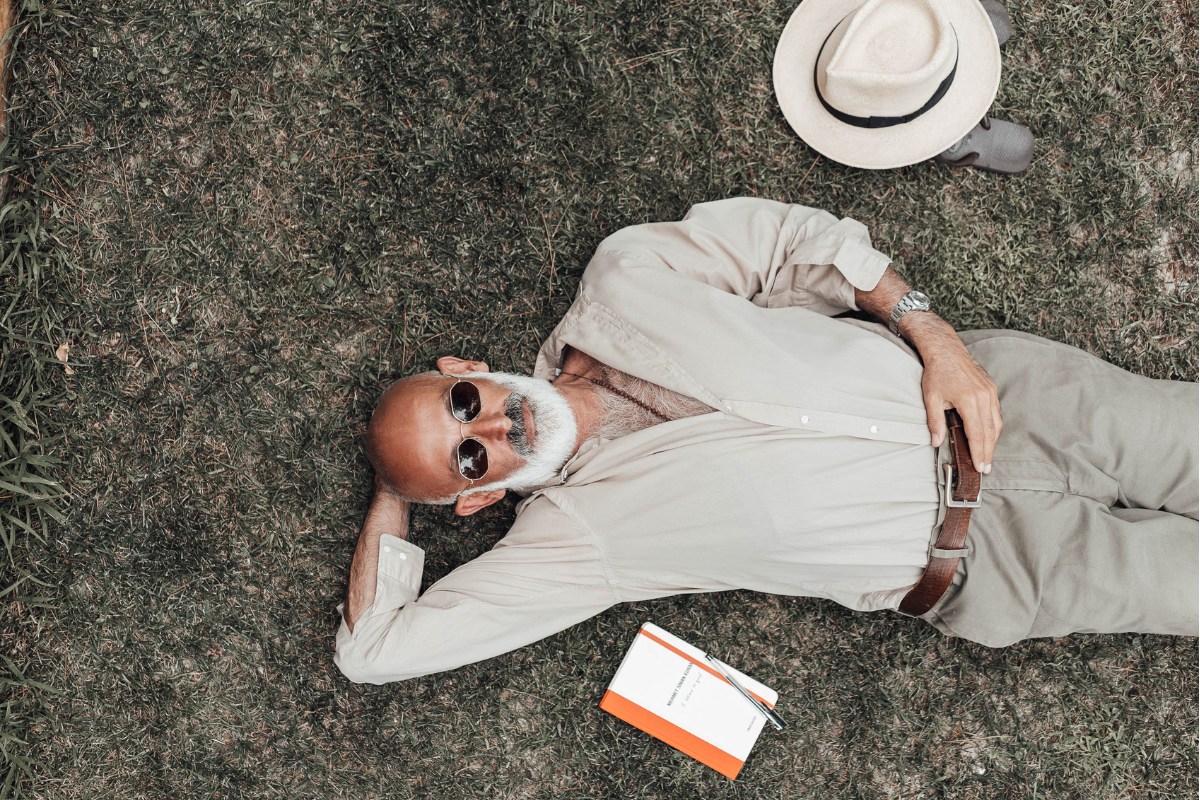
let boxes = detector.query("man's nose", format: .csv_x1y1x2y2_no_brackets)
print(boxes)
464,408,512,440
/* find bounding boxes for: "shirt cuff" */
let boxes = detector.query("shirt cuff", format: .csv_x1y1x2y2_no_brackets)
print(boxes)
789,217,892,292
366,534,425,618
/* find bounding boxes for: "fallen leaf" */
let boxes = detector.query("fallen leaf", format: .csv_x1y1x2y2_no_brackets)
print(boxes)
55,342,75,375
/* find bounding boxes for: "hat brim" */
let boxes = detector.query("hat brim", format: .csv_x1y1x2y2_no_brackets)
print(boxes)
773,0,1002,169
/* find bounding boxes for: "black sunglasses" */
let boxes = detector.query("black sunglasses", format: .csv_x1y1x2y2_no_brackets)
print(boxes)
447,376,488,482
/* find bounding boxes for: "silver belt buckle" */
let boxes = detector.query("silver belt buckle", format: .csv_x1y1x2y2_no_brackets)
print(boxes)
943,463,982,508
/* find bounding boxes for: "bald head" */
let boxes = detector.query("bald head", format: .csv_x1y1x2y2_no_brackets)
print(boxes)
367,371,458,504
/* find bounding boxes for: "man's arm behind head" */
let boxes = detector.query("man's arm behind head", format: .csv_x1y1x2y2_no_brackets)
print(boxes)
344,476,411,632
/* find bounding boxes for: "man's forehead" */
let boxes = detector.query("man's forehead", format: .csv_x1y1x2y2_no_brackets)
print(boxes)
382,370,498,401
372,375,460,498
382,372,445,407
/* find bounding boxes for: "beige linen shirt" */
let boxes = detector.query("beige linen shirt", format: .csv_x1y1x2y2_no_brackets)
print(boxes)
336,198,941,684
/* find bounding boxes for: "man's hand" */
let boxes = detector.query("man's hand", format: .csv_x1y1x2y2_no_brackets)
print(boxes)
345,477,411,632
901,312,1002,473
855,266,1002,473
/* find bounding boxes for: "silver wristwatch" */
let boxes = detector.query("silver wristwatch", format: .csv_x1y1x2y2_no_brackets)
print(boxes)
888,290,932,335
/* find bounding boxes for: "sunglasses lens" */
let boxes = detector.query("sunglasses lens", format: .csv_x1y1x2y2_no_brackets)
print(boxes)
457,438,489,481
449,380,482,423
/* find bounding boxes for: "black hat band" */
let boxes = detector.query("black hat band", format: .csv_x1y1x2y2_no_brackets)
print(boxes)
813,22,959,130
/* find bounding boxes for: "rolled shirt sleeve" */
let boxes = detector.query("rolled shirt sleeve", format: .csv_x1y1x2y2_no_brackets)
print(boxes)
594,197,892,315
359,533,424,615
334,499,622,684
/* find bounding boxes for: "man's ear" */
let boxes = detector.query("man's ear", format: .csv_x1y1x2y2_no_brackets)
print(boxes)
454,489,506,516
437,356,489,375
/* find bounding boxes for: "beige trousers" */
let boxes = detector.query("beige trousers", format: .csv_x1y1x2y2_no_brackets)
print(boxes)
922,331,1199,647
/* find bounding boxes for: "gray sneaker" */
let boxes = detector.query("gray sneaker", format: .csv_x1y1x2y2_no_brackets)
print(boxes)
981,0,1012,47
935,116,1034,174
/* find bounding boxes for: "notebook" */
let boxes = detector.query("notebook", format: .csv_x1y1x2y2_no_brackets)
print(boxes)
599,622,779,779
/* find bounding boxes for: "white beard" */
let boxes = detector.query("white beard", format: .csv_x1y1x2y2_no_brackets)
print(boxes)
458,371,578,494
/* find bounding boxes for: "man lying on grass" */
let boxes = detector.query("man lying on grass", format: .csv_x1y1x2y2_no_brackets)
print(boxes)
335,197,1198,684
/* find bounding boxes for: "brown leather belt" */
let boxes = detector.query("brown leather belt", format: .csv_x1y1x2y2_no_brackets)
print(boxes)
898,409,981,617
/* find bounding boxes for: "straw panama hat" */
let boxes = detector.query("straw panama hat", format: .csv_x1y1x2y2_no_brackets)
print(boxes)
773,0,1001,169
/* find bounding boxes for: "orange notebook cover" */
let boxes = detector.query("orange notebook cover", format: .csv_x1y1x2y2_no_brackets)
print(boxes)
599,623,779,780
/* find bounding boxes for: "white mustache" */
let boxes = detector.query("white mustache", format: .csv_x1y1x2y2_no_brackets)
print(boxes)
458,371,578,494
503,392,534,459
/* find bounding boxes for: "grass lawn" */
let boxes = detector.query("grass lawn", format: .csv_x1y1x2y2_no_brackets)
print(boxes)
2,0,1196,797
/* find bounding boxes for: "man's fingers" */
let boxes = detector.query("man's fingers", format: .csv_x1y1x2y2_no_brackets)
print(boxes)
981,391,1002,471
962,404,995,474
979,412,997,471
926,401,947,448
922,351,1002,470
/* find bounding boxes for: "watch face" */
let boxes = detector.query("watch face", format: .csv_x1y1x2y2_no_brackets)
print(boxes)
910,291,931,306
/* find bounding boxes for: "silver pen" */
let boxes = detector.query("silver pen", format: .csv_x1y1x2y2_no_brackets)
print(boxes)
704,654,786,731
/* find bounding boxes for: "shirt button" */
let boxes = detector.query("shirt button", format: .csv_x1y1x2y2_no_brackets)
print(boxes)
870,425,879,433
398,552,407,560
383,545,392,553
801,415,809,424
592,442,598,449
